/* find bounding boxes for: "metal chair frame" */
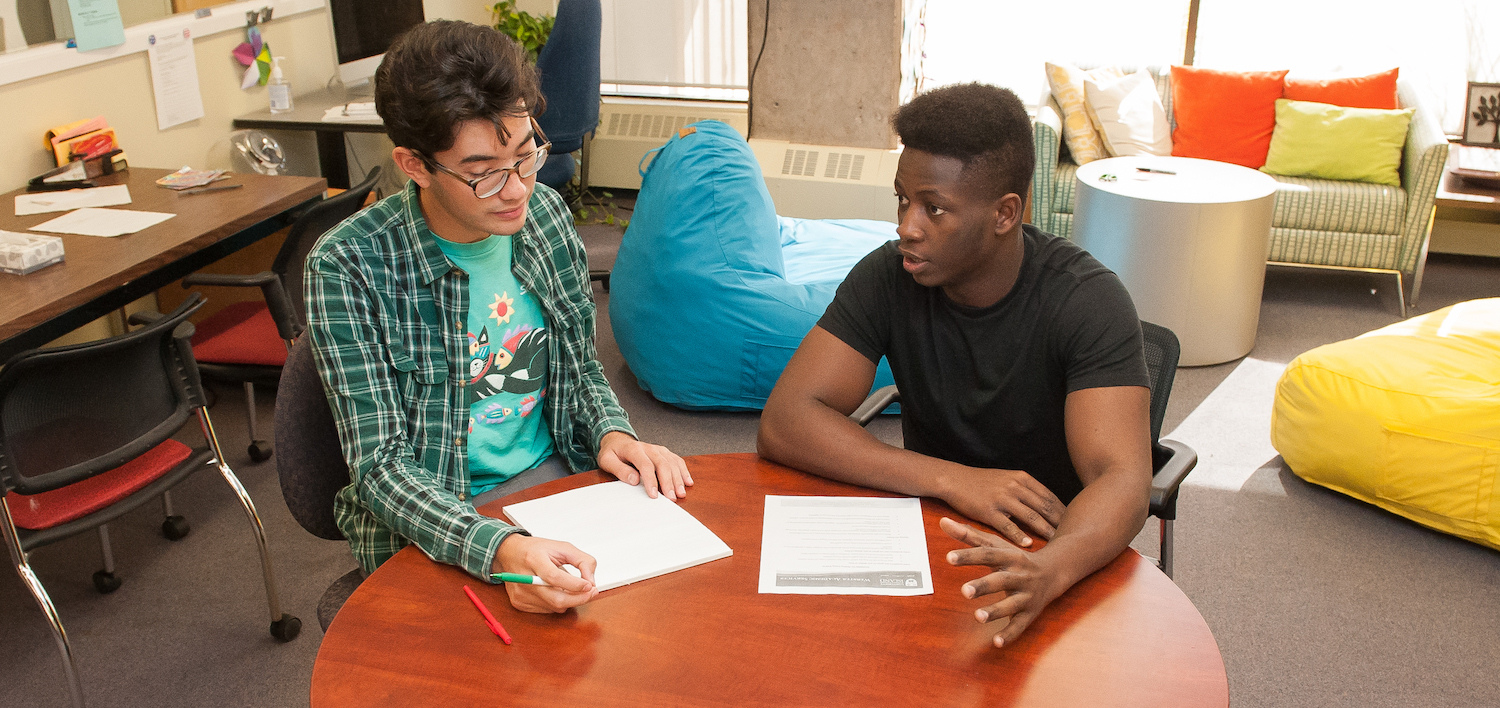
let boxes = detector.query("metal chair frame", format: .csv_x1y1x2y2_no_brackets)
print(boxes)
0,295,299,708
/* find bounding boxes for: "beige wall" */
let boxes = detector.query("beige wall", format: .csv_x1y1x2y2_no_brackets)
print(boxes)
1,2,502,344
0,12,331,191
748,0,901,149
0,1,507,193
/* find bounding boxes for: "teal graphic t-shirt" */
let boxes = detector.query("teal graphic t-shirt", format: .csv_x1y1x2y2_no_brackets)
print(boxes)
434,233,554,495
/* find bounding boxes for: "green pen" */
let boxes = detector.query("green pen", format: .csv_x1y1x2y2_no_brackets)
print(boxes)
492,572,550,586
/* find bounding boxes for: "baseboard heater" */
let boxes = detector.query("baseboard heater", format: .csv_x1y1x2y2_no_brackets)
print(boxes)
587,96,901,223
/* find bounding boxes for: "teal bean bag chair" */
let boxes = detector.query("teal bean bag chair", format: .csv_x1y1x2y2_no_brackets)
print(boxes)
609,120,896,411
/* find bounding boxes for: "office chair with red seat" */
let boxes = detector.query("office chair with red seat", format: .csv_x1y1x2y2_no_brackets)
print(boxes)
182,166,381,461
0,295,301,708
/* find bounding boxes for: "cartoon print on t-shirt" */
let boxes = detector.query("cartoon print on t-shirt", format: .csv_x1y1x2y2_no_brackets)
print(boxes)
489,291,515,325
466,323,549,407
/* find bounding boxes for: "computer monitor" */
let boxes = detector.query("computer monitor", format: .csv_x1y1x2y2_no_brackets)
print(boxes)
328,0,426,89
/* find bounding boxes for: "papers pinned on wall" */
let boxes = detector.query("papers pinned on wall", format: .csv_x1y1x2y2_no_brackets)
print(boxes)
68,0,126,52
147,27,205,130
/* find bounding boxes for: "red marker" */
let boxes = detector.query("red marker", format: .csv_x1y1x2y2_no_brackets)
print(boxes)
463,585,513,644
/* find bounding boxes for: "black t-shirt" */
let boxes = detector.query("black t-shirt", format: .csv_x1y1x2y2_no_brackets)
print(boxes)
818,225,1148,504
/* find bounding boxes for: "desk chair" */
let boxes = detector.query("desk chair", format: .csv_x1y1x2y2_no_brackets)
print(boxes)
535,0,601,196
182,166,381,462
0,295,301,708
849,320,1197,578
274,336,361,631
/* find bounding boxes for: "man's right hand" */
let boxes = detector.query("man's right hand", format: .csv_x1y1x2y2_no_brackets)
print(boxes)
493,534,598,613
939,464,1066,548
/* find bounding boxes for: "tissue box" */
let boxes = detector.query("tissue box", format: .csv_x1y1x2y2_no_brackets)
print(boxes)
0,230,65,275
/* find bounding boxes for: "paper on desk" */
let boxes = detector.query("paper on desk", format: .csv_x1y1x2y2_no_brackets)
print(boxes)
502,481,732,592
147,27,205,131
28,208,175,237
758,495,933,596
322,103,383,124
15,185,132,216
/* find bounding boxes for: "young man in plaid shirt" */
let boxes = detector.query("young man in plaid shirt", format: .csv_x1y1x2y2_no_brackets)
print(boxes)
305,21,689,613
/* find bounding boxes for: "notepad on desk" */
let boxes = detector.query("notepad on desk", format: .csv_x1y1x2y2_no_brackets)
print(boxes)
503,481,732,592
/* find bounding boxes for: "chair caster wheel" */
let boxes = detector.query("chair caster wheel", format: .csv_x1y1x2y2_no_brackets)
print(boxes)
270,614,302,642
162,515,191,540
248,441,273,462
92,570,121,594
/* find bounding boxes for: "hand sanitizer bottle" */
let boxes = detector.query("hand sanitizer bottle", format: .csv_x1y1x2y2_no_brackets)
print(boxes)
269,56,293,113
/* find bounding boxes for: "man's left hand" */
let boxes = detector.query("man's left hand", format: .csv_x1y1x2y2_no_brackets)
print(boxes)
597,431,693,500
941,516,1065,648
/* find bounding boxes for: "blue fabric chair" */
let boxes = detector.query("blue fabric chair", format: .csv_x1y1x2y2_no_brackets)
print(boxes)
609,120,896,411
535,0,601,192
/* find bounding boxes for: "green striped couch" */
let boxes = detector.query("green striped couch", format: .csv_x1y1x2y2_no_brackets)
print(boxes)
1031,67,1450,315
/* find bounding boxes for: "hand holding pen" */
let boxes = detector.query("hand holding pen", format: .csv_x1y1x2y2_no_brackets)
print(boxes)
492,534,598,613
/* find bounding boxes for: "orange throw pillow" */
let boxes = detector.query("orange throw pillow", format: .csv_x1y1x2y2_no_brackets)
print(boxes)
1284,68,1400,110
1170,66,1289,169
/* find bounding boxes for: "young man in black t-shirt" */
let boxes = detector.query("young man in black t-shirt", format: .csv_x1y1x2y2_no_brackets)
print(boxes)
758,83,1153,649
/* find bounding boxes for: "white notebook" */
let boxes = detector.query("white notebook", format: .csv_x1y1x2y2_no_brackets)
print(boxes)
502,481,732,591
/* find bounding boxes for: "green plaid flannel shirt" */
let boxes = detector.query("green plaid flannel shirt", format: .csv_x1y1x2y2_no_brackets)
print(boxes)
304,181,635,579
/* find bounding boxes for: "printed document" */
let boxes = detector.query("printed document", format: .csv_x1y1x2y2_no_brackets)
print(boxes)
502,482,732,592
29,208,174,237
16,185,131,216
147,27,205,130
758,495,933,596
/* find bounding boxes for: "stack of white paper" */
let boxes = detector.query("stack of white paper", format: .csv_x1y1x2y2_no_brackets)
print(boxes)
502,481,732,591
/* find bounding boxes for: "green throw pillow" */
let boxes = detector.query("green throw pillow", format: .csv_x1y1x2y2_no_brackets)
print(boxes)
1261,99,1413,186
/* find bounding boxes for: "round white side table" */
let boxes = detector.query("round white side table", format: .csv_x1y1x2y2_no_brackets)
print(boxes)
1073,155,1277,366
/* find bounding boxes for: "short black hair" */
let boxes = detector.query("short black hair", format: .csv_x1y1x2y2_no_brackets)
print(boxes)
374,20,544,165
892,83,1034,201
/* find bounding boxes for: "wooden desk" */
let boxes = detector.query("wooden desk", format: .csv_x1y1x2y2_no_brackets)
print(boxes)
1432,148,1500,258
234,88,387,190
0,168,325,360
313,453,1228,707
1436,167,1500,213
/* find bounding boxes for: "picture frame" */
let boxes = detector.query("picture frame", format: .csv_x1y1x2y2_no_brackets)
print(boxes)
1460,81,1500,147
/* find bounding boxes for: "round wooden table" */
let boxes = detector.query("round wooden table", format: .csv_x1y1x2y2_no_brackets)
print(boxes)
312,453,1227,707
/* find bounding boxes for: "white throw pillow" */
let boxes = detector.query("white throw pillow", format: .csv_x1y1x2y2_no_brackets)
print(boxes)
1083,69,1172,157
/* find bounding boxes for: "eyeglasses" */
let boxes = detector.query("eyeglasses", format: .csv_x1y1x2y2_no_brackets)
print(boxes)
421,117,551,199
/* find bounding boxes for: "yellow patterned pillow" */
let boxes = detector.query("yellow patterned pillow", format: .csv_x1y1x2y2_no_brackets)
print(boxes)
1045,62,1123,165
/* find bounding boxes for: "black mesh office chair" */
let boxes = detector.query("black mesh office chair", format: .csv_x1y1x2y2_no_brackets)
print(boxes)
849,320,1197,578
182,166,382,461
0,295,300,708
274,336,362,631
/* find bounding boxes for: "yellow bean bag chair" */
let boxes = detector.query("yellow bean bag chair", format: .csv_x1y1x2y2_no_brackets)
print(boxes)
1271,298,1500,551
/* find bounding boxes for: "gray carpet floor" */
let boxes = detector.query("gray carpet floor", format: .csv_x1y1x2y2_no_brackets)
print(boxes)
2,222,1498,706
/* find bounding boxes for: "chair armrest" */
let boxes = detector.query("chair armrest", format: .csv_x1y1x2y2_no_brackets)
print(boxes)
126,310,166,327
1032,102,1063,234
181,271,277,289
849,385,900,427
1396,79,1453,271
1150,438,1197,521
182,271,301,341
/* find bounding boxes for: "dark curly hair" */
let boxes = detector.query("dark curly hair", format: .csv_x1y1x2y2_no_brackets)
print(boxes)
374,20,545,166
892,83,1034,201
